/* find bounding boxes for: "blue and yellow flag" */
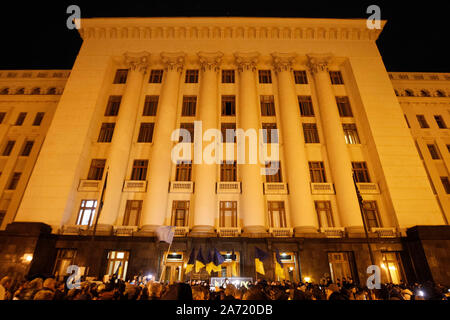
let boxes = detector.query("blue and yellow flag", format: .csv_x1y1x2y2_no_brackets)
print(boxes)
275,249,285,280
185,248,196,274
206,250,215,275
195,248,207,273
254,247,268,275
212,248,225,273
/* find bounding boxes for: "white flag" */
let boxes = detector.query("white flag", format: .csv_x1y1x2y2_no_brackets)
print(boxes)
155,226,175,244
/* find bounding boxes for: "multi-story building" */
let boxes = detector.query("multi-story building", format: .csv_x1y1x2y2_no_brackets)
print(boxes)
0,17,449,286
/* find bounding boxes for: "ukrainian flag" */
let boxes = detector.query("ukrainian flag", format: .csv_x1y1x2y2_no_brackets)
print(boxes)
275,249,285,280
213,248,225,273
185,248,195,274
195,248,207,273
206,250,215,275
230,249,237,277
254,246,268,275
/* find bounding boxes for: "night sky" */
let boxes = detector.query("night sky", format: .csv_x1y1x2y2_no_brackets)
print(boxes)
0,0,448,72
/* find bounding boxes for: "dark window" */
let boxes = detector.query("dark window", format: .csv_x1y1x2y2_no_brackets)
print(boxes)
260,95,275,116
20,140,34,156
220,161,237,182
185,70,199,83
0,88,9,95
113,69,128,84
434,115,447,129
137,123,155,143
405,89,414,97
336,97,353,117
219,201,238,227
343,124,360,144
298,96,314,116
8,172,21,190
87,159,106,180
352,162,371,182
416,115,429,128
303,123,320,143
105,96,122,116
143,96,158,116
222,70,235,83
131,160,148,181
47,87,57,95
176,162,192,181
171,201,189,226
265,161,282,183
2,141,15,156
441,177,450,194
33,112,45,126
309,161,326,182
293,70,308,84
427,144,440,159
221,123,236,143
258,70,272,83
182,96,197,116
436,90,446,97
0,112,6,124
31,87,40,95
149,69,164,83
15,112,27,125
315,201,334,228
97,123,115,142
329,71,344,84
123,200,142,226
362,201,381,228
221,95,236,116
262,123,278,143
179,123,195,143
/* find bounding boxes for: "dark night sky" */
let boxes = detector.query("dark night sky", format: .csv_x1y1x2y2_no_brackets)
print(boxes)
0,0,448,72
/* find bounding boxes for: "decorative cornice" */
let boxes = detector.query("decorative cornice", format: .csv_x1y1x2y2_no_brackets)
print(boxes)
234,52,260,72
161,52,186,72
197,52,223,72
124,52,151,73
271,52,297,73
306,54,333,74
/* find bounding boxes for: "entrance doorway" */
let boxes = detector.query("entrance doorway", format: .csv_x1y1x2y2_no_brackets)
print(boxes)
328,252,354,284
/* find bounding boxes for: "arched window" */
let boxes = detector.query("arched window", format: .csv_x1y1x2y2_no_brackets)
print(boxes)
46,87,57,95
0,88,9,95
31,87,41,95
420,89,431,97
405,89,414,97
16,88,25,95
436,90,446,97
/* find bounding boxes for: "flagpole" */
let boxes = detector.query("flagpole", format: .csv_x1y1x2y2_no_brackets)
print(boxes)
91,167,109,241
158,241,173,283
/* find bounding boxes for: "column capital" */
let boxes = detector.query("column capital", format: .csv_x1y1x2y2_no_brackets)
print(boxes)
271,52,297,73
306,53,334,75
123,51,151,73
197,51,223,72
234,52,260,72
161,52,186,72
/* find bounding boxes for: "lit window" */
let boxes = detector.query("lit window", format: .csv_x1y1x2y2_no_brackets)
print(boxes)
76,200,97,226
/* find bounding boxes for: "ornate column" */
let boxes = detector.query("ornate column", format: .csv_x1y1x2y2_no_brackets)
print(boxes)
191,52,223,237
234,52,267,236
306,54,364,232
140,52,186,232
271,53,318,235
97,52,150,232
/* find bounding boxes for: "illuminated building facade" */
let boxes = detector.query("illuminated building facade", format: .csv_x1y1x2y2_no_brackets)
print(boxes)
0,18,449,286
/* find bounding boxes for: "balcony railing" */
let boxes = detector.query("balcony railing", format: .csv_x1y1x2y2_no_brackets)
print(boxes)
170,181,194,193
356,182,380,194
269,227,293,237
113,226,138,236
263,182,288,195
77,180,101,192
311,182,335,194
371,227,397,238
217,227,241,237
174,226,190,237
216,182,241,194
60,225,88,235
123,180,147,192
320,227,345,238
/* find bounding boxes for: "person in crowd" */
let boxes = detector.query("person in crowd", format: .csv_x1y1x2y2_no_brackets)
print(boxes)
0,276,12,300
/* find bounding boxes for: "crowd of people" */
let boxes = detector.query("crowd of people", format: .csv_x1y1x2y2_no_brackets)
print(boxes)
0,274,449,301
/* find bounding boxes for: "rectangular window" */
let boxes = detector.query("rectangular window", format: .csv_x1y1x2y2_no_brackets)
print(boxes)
52,249,77,280
343,124,360,144
441,177,450,194
434,115,447,129
179,123,195,143
303,123,320,143
293,70,308,84
416,115,429,128
76,200,97,226
219,201,238,227
171,201,189,226
381,252,405,285
3,140,15,156
106,251,129,281
131,160,148,181
222,70,235,83
260,95,276,116
175,162,192,181
298,96,315,116
182,96,197,116
97,123,115,142
336,97,353,117
15,112,27,126
20,140,34,156
352,162,371,182
113,69,128,84
185,69,199,83
123,200,142,226
149,69,164,83
328,252,354,284
87,159,106,180
221,123,236,143
427,144,441,159
315,201,334,228
220,161,237,182
143,95,158,116
33,112,45,126
105,96,122,116
137,123,155,143
7,172,21,190
262,123,278,143
221,95,236,116
265,161,282,183
362,201,381,228
0,112,6,124
309,161,326,182
329,71,344,84
258,70,272,83
268,201,286,228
